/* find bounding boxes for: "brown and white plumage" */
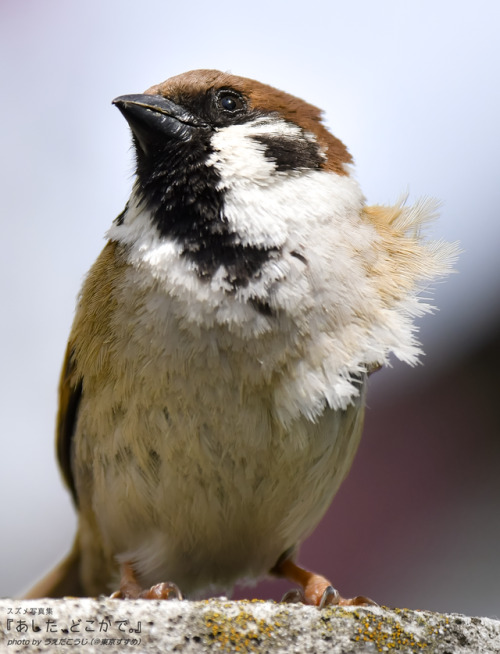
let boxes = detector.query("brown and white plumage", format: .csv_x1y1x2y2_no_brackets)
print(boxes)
26,70,457,604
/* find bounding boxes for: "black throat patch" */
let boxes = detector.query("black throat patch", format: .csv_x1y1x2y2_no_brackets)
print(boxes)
133,132,279,289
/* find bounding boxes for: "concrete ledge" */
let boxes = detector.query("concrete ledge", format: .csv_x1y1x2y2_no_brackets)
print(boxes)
1,598,499,653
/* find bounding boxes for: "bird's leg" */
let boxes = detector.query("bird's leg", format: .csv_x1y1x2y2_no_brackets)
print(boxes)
111,561,183,600
272,557,376,608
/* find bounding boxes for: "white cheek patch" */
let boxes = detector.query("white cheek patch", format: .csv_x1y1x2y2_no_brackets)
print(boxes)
207,119,364,248
207,118,291,184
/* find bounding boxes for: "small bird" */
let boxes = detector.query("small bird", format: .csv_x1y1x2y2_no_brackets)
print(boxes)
26,69,457,606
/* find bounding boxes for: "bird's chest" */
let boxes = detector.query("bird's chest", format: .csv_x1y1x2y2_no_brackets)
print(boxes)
79,291,300,491
74,278,296,507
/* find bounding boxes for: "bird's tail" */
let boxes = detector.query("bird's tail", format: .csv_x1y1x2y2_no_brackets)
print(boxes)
23,537,84,598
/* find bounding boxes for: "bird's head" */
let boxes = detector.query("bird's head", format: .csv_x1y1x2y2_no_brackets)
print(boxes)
111,69,360,290
113,68,352,176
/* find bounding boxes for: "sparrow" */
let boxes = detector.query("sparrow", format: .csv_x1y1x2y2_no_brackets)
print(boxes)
25,69,457,606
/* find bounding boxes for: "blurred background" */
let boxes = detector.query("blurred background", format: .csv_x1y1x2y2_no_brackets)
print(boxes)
1,0,499,618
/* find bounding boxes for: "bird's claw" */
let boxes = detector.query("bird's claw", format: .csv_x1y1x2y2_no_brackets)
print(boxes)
111,562,183,600
139,581,183,600
280,588,305,604
111,581,183,600
319,586,378,608
319,585,340,608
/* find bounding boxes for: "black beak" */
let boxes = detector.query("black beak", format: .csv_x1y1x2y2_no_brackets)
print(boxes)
113,94,209,154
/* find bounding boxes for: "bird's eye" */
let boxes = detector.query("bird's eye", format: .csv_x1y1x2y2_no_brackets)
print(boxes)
217,91,245,113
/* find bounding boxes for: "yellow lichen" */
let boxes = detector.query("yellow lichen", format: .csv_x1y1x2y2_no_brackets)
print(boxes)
321,607,433,652
197,602,455,653
203,605,278,653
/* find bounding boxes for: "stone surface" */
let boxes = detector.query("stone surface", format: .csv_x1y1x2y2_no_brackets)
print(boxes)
1,598,499,653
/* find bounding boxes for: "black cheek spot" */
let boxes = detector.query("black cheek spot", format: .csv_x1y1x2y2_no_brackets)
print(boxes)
252,134,323,172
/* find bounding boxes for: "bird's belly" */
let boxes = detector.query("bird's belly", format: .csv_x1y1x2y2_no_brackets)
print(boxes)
73,278,366,595
78,377,364,596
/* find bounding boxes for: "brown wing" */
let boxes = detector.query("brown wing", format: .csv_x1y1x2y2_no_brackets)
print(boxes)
23,344,85,598
56,241,123,507
56,342,82,506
